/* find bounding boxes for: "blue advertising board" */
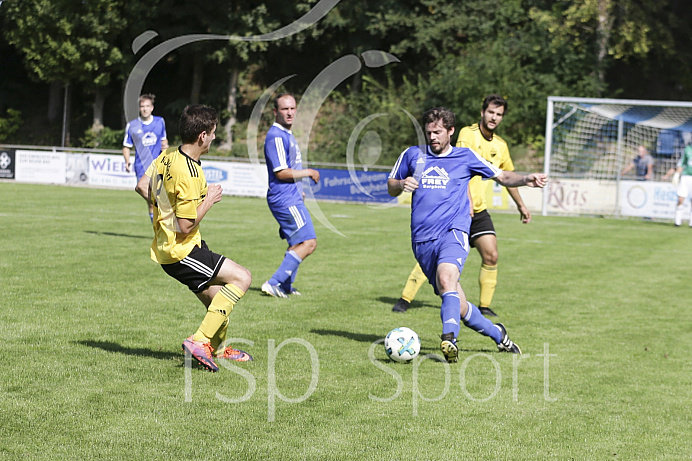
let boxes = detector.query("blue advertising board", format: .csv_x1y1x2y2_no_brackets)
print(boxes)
310,168,392,203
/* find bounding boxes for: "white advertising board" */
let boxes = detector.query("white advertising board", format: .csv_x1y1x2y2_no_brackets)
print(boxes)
544,179,617,215
619,180,686,220
203,160,267,198
15,150,66,184
88,154,136,188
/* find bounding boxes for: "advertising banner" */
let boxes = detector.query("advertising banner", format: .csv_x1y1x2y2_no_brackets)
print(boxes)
88,154,136,188
619,180,685,220
15,150,66,184
0,148,15,179
310,168,391,203
545,179,617,215
66,154,89,185
203,160,268,198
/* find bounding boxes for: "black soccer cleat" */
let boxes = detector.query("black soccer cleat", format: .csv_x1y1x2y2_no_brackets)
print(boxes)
392,298,410,313
479,306,498,317
440,332,458,363
495,323,522,354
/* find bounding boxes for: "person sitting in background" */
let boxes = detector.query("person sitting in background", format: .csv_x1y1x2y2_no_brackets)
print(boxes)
621,145,654,181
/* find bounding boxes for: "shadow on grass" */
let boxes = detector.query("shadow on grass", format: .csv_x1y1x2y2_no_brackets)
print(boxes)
376,296,437,310
75,340,179,361
84,230,150,240
310,329,382,343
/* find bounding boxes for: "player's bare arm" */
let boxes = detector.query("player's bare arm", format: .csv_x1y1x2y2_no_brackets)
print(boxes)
275,168,320,184
387,177,419,196
123,146,132,172
467,183,474,217
506,187,531,223
134,173,151,201
494,171,548,188
177,184,224,235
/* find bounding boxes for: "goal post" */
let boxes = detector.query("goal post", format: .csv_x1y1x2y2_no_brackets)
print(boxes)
542,97,692,218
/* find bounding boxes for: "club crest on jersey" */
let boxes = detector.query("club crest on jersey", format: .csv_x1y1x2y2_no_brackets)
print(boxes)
421,166,450,189
141,131,158,147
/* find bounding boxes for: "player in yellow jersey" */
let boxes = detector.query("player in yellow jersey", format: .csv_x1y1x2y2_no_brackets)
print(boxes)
136,105,252,372
392,95,532,317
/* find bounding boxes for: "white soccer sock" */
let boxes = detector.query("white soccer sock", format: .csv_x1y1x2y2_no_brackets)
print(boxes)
675,204,683,226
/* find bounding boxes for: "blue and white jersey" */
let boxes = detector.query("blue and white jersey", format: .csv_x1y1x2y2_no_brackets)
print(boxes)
123,116,167,178
389,145,500,242
264,122,304,209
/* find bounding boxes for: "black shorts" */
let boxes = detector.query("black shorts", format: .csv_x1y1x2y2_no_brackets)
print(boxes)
469,210,496,248
161,240,225,293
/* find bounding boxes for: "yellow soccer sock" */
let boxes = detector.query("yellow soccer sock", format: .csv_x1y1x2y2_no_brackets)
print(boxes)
193,284,245,343
211,319,229,353
401,263,427,303
478,263,498,308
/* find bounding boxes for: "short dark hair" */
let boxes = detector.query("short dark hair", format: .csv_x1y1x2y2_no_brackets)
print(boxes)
139,94,155,104
422,107,455,131
179,105,218,144
482,94,508,113
273,93,295,109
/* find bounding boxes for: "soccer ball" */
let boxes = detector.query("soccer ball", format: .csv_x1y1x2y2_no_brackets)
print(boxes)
384,327,421,363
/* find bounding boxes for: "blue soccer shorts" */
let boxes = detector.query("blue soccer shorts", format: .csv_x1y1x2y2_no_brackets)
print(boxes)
270,202,317,246
412,229,470,295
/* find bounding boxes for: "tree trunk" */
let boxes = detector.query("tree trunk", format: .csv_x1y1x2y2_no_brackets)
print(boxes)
595,0,613,94
219,67,239,152
91,88,105,132
62,83,72,147
190,53,204,104
48,81,62,123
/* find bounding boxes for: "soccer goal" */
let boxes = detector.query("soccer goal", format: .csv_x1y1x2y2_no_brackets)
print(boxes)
542,97,692,217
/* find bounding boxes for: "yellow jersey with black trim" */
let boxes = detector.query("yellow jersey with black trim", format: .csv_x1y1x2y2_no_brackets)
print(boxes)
149,146,207,264
456,123,514,213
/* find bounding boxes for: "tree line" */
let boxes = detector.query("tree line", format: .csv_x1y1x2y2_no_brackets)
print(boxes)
1,0,690,168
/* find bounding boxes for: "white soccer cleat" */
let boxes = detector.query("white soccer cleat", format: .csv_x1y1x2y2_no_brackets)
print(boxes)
261,281,288,298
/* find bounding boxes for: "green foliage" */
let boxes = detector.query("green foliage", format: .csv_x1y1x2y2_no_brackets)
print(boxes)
1,0,126,88
300,73,426,167
0,108,22,143
1,0,691,154
423,2,605,149
1,182,690,459
527,0,678,85
79,126,125,149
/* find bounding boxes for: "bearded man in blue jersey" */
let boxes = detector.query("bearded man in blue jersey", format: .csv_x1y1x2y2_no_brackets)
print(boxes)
387,107,547,362
261,93,320,298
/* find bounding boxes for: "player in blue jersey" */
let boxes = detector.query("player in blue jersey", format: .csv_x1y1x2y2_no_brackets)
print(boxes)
388,107,547,362
261,93,320,298
123,94,168,220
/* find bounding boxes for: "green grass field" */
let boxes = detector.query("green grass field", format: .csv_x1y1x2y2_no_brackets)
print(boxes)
0,182,690,460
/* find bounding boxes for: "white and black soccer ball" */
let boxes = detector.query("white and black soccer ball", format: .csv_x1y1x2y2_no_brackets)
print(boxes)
384,327,421,363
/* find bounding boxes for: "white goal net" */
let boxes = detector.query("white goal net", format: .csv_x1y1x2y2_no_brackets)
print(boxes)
542,97,692,217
